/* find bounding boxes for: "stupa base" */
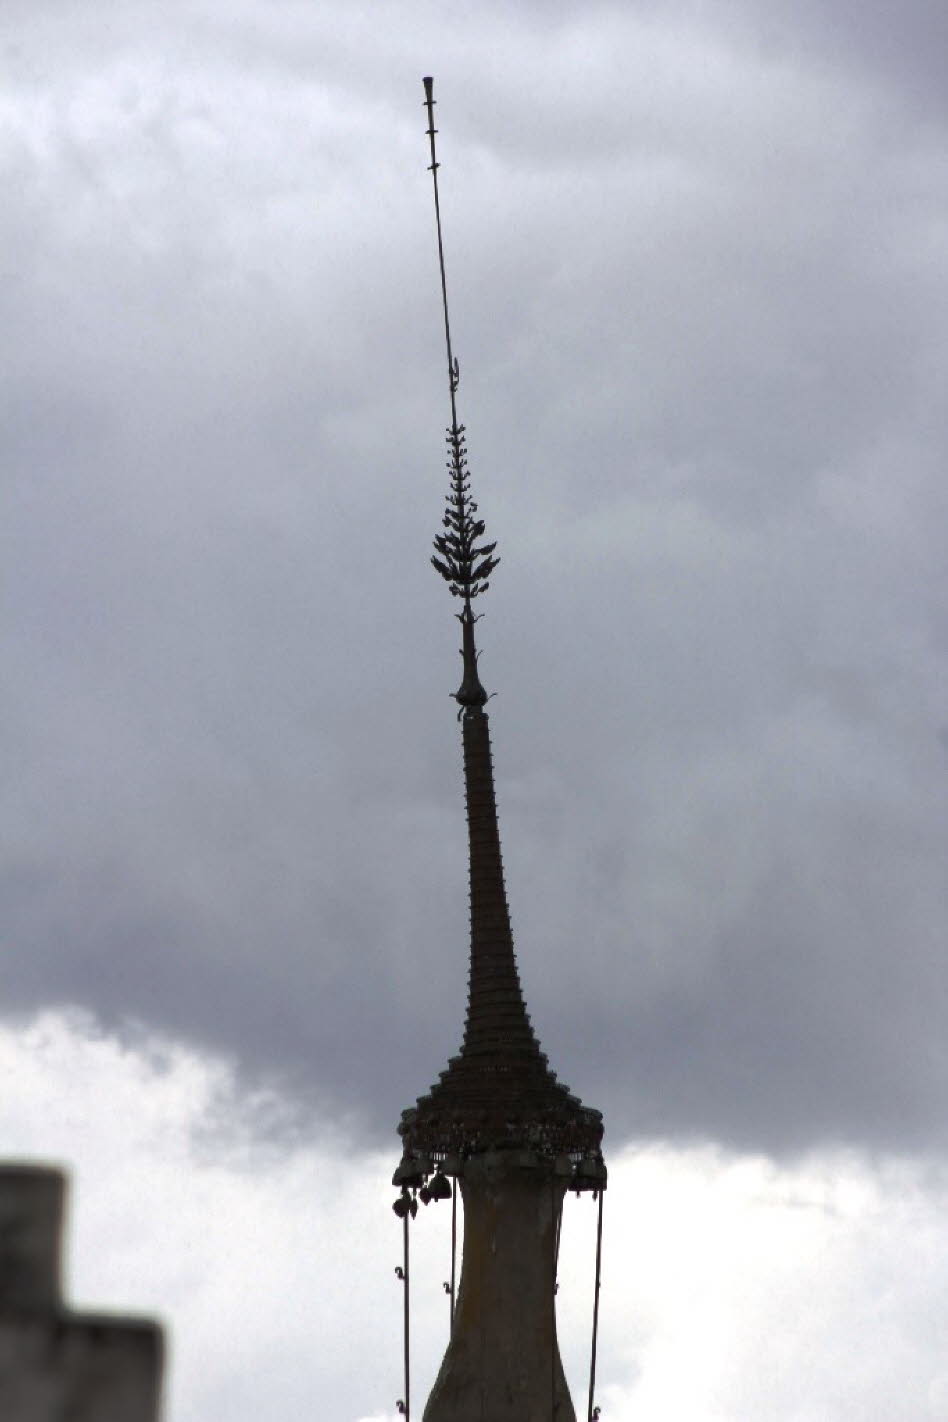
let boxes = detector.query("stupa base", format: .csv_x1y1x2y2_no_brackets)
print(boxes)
423,1151,576,1422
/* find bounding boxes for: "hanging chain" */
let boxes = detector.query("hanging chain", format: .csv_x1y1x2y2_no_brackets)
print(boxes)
395,1210,411,1419
551,1182,558,1421
587,1190,605,1422
450,1181,457,1331
442,1180,458,1333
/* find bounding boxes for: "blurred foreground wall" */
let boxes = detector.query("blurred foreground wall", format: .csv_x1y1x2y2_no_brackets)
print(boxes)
0,1164,164,1421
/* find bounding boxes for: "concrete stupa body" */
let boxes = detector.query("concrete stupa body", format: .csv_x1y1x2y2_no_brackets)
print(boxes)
392,78,605,1422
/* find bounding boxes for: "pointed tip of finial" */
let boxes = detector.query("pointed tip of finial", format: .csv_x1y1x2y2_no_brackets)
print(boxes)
423,76,434,100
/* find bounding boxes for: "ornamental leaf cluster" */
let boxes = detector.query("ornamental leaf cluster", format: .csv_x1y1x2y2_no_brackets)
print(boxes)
431,423,499,599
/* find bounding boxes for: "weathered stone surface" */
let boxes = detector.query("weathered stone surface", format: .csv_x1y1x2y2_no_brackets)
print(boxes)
424,1152,576,1422
0,1164,164,1422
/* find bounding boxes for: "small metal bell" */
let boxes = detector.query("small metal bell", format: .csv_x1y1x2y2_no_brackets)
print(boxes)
429,1171,452,1201
573,1154,608,1191
392,1155,427,1188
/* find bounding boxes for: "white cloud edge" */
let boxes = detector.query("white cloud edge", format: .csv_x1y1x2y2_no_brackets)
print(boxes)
3,1008,948,1420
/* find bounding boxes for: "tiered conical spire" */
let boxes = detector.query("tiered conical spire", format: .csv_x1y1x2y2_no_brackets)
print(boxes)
398,79,602,1165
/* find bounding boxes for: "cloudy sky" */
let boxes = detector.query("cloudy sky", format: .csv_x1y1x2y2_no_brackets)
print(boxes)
3,1,947,1416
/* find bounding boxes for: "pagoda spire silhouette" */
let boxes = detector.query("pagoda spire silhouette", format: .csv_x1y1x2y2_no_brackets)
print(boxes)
391,79,606,1422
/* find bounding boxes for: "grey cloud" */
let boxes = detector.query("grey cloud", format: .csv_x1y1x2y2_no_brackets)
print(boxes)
2,1,947,1158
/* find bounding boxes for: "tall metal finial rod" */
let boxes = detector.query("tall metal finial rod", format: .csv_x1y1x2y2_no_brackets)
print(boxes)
422,76,460,429
422,77,499,711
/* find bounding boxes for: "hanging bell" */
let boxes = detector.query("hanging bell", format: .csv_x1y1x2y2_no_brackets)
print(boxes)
428,1171,452,1201
392,1193,411,1218
392,1154,427,1188
573,1154,608,1191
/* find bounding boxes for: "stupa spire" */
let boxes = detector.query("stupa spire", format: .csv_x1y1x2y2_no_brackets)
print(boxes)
398,75,602,1174
391,80,605,1422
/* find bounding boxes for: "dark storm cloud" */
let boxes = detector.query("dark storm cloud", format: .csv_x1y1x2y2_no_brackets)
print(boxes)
759,0,948,121
2,2,946,1155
